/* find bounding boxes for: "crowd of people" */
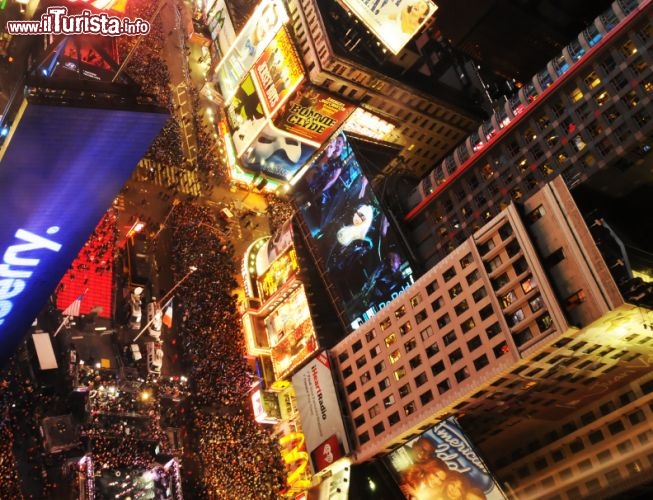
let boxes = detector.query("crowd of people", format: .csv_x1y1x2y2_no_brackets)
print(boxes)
169,202,287,498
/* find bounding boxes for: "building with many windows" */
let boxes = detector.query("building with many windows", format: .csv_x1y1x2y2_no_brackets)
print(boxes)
403,0,652,268
329,177,653,497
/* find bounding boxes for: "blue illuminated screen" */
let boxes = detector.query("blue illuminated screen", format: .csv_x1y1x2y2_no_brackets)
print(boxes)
293,133,414,330
0,100,167,366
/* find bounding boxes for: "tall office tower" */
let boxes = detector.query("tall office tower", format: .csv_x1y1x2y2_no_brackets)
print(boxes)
329,176,653,498
403,0,652,270
0,16,168,365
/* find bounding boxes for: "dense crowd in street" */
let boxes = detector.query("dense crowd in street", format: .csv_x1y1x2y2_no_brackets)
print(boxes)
0,376,22,498
169,202,287,498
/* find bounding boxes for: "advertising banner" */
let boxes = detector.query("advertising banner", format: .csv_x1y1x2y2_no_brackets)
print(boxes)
252,27,304,116
292,133,414,330
214,0,288,102
0,99,167,366
206,0,236,59
240,122,317,181
257,247,299,301
225,73,268,157
338,0,437,54
267,285,318,378
387,417,507,500
274,85,355,145
292,352,350,473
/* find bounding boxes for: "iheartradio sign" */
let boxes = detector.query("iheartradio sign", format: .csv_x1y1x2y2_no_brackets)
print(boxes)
311,434,344,472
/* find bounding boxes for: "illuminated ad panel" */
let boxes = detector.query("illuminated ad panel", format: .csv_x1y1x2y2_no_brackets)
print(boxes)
274,84,355,145
251,27,304,117
206,0,237,59
225,73,268,157
344,107,395,141
266,218,293,264
386,417,508,500
267,285,318,379
214,0,288,102
257,248,299,301
291,352,350,473
292,133,414,330
0,100,167,366
338,0,437,55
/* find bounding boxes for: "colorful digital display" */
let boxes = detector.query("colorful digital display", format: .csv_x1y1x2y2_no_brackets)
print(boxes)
274,84,355,145
214,0,288,102
205,0,236,59
338,0,437,54
267,285,318,379
386,417,507,500
0,99,167,367
258,248,299,301
293,133,414,330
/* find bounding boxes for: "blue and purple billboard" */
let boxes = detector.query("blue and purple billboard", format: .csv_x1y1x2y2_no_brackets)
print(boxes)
0,98,167,366
292,133,414,330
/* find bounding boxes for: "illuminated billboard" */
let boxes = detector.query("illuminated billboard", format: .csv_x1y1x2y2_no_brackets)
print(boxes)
225,73,267,157
214,0,288,102
251,27,304,116
338,0,437,55
267,285,318,378
205,0,237,59
274,84,355,145
293,133,414,330
241,123,317,181
386,417,507,500
0,99,167,367
257,247,299,301
292,352,350,473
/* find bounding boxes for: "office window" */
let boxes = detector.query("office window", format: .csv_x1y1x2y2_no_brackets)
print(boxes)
380,317,392,330
460,253,473,269
369,404,381,418
405,338,418,353
354,415,366,427
365,329,377,342
352,340,363,353
399,383,411,398
431,296,444,312
364,387,376,401
420,390,434,405
521,277,537,293
389,349,401,364
618,440,634,454
350,398,361,411
425,279,439,295
370,344,382,359
474,354,489,370
467,335,482,352
342,366,353,378
358,431,370,445
399,321,412,336
472,286,488,302
415,309,428,324
437,379,451,394
410,293,422,308
479,304,494,320
414,372,428,387
425,343,440,358
431,360,445,376
477,239,495,255
438,314,451,329
393,366,406,381
383,394,395,408
609,420,626,435
492,273,510,291
404,401,416,415
443,331,457,346
461,318,476,334
443,267,457,282
454,300,470,316
356,356,367,369
420,326,435,341
338,352,349,363
373,422,385,436
360,371,371,385
385,333,397,348
346,382,357,394
379,377,391,391
388,411,401,426
449,348,463,364
395,305,407,319
569,440,585,453
486,322,501,339
589,430,604,444
374,360,386,374
409,355,423,370
466,270,480,285
449,283,463,299
455,367,470,382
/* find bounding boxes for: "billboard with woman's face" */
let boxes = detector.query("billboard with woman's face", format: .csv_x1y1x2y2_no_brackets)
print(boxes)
292,133,414,330
386,417,507,500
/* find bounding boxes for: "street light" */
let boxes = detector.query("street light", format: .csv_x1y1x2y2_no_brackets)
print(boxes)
133,265,197,342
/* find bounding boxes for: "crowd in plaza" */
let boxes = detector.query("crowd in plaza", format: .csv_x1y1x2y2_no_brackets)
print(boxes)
169,202,288,498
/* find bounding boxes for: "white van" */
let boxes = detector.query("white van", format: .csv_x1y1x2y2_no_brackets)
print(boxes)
145,342,163,375
128,287,143,330
146,299,162,340
129,343,142,362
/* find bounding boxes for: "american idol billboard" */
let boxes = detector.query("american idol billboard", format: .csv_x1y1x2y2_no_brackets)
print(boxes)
386,417,507,500
0,98,167,366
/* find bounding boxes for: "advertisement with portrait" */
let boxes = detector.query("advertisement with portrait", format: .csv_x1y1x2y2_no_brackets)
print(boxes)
266,218,294,264
214,0,288,102
292,133,414,330
206,0,237,59
225,73,268,157
274,84,356,145
291,352,350,473
386,417,507,500
257,247,299,301
252,27,305,117
267,285,318,378
338,0,437,54
241,123,317,181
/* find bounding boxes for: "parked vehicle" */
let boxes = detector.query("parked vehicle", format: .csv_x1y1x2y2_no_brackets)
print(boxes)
146,299,162,340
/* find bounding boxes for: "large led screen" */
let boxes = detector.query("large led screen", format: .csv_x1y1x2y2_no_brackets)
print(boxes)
386,417,507,500
225,73,268,157
0,99,167,366
267,285,318,379
214,0,288,102
293,133,414,330
338,0,437,54
206,0,237,59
